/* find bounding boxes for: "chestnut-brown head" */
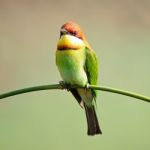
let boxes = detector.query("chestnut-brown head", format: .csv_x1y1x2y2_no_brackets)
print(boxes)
57,21,91,50
60,21,85,40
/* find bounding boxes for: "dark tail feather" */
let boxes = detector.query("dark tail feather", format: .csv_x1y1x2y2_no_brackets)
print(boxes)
70,89,82,105
84,105,102,135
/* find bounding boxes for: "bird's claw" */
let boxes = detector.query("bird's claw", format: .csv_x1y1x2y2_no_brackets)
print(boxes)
59,81,71,91
59,81,65,88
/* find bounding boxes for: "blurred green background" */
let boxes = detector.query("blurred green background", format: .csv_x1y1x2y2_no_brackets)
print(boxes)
0,0,150,150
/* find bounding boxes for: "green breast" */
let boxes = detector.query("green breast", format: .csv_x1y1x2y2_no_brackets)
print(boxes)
56,48,87,86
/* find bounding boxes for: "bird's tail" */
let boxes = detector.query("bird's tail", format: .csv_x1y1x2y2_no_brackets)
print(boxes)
84,104,102,135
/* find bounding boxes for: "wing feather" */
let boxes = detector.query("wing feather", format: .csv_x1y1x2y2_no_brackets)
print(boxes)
85,47,98,98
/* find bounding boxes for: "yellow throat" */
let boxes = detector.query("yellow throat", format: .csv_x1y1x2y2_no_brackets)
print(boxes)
57,35,85,50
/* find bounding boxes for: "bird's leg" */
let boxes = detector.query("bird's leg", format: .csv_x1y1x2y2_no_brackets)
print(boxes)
85,83,90,89
59,81,71,91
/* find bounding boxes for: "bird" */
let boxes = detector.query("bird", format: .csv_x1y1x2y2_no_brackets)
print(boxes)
56,21,102,135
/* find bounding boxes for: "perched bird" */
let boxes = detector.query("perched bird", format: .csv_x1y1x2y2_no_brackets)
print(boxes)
56,21,102,135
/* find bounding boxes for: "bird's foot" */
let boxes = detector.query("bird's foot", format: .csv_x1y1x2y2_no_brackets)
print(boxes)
59,81,71,91
85,83,90,89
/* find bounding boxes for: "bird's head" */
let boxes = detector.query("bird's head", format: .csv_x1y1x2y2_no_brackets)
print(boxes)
60,21,85,40
57,21,89,50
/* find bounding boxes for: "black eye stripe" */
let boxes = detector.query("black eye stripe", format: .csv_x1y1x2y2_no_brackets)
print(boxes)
70,31,76,36
60,30,83,39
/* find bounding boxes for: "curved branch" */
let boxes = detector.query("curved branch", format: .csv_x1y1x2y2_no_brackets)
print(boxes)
0,84,150,103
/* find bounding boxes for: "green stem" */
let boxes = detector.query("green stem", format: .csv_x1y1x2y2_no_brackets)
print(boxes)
0,84,62,99
89,85,150,103
0,84,149,103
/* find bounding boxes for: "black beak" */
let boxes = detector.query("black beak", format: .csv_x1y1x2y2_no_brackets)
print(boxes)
60,28,68,37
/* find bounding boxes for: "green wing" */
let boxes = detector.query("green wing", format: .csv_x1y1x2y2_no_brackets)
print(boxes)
85,47,98,98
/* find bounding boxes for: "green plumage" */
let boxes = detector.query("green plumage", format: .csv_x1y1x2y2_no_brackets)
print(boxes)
85,47,98,99
56,47,87,86
56,46,98,106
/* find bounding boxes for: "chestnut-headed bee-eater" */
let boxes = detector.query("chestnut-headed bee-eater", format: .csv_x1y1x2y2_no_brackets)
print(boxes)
56,21,102,135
